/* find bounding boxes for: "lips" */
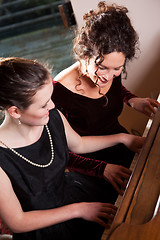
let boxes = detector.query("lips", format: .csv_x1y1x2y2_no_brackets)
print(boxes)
98,76,109,84
45,112,49,117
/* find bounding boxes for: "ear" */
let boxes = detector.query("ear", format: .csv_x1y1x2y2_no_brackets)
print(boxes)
8,106,21,119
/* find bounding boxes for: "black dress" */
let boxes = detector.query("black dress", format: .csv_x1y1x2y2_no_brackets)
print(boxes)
0,109,105,240
52,76,135,204
52,76,135,167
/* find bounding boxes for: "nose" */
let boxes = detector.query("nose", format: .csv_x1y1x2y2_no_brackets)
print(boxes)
104,70,115,81
100,68,114,81
48,99,55,110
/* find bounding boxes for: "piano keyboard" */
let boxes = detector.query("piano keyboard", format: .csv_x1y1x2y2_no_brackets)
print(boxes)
114,115,154,207
101,94,160,240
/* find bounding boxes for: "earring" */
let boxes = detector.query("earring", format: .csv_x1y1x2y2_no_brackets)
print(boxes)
85,58,90,73
85,61,88,74
18,119,21,125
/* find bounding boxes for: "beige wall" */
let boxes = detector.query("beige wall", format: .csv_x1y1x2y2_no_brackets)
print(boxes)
70,0,160,135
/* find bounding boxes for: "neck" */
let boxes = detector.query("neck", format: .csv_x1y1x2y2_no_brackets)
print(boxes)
0,113,43,148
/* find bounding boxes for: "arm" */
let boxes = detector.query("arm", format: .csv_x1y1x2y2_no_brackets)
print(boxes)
68,152,132,195
0,168,117,232
120,83,137,104
59,111,145,154
121,83,159,117
68,152,107,178
128,97,159,117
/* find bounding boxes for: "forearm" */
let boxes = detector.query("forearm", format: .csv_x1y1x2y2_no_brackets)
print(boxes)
127,97,138,107
4,203,79,233
60,110,141,154
127,97,159,117
68,152,107,178
74,133,124,154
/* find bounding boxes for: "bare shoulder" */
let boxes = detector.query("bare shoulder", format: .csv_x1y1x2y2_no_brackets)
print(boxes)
0,167,12,194
54,62,79,89
0,126,7,147
0,167,10,183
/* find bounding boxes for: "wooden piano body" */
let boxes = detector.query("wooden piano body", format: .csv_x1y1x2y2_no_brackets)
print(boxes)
106,103,160,240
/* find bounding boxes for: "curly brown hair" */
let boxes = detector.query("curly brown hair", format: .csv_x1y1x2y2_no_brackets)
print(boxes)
73,1,139,66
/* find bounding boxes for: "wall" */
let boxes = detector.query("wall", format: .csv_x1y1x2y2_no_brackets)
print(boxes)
70,0,160,135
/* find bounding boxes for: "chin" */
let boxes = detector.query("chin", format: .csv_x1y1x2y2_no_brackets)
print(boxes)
44,119,49,125
98,83,107,88
40,116,49,126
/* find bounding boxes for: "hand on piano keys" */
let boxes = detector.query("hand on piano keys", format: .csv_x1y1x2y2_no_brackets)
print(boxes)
103,133,146,195
128,97,159,118
103,164,132,195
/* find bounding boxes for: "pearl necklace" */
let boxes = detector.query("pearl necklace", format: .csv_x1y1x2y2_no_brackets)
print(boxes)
0,125,54,168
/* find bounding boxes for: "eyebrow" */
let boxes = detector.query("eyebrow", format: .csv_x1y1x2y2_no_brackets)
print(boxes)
42,86,53,106
99,64,124,69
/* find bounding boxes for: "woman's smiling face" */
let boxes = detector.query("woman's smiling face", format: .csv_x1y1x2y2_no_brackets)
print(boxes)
87,52,126,88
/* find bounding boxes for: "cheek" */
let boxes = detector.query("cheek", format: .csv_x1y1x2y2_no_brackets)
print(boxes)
96,69,103,76
28,110,47,119
115,69,123,76
37,110,48,118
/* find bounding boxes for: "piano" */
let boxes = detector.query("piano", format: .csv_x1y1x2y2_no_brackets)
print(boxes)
102,96,160,240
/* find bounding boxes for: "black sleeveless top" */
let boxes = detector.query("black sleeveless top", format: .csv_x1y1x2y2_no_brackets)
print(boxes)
0,109,105,240
0,109,68,212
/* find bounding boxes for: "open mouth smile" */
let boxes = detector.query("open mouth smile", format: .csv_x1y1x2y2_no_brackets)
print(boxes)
98,76,109,84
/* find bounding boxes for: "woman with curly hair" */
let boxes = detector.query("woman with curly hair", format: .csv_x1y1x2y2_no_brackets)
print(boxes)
52,1,159,198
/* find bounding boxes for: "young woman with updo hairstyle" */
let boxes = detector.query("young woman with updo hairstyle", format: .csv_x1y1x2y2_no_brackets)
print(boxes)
52,1,159,198
0,57,124,240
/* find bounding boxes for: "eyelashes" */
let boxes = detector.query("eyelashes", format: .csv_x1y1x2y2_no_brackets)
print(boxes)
98,65,123,71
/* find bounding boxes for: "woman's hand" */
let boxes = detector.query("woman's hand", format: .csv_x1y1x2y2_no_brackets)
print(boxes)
121,133,146,153
128,97,159,117
76,202,117,228
103,164,132,195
